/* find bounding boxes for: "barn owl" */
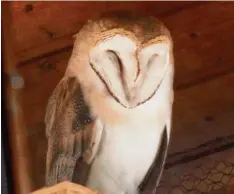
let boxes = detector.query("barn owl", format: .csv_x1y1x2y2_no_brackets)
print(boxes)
45,13,174,194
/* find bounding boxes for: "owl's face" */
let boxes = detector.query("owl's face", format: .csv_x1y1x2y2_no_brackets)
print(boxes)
89,34,170,108
68,15,173,109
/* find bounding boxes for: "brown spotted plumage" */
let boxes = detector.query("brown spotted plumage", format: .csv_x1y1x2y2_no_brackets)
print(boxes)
45,77,99,186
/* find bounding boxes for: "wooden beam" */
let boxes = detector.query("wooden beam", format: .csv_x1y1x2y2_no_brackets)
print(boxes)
10,1,197,64
2,1,34,193
11,2,234,67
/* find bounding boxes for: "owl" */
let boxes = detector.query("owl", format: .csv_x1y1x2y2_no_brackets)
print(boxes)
45,12,174,194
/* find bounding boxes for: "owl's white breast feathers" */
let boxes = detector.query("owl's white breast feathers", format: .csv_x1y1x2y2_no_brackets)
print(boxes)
86,64,173,193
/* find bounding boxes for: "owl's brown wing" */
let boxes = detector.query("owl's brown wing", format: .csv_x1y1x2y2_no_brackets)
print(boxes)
138,127,168,194
45,77,103,186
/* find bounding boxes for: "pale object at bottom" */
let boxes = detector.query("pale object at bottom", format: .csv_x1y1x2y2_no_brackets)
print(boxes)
31,181,101,194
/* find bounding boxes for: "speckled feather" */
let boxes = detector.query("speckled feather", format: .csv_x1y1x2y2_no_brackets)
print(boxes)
45,77,94,186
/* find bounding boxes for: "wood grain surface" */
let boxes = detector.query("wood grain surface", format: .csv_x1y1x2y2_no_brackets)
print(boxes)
10,1,197,64
2,1,34,193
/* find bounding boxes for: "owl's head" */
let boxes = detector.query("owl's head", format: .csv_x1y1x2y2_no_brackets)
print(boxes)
67,13,173,109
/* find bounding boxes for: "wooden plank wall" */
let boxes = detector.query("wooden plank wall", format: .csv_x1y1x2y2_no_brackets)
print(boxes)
6,1,234,190
11,1,195,63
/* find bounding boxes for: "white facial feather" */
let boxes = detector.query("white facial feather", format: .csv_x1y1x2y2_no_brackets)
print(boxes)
135,43,170,104
88,35,170,109
89,35,138,107
96,35,138,84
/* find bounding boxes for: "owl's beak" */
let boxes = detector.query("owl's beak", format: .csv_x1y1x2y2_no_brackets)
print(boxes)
124,85,138,108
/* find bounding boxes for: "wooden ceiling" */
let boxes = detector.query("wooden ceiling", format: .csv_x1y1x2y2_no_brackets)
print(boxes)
10,1,198,63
